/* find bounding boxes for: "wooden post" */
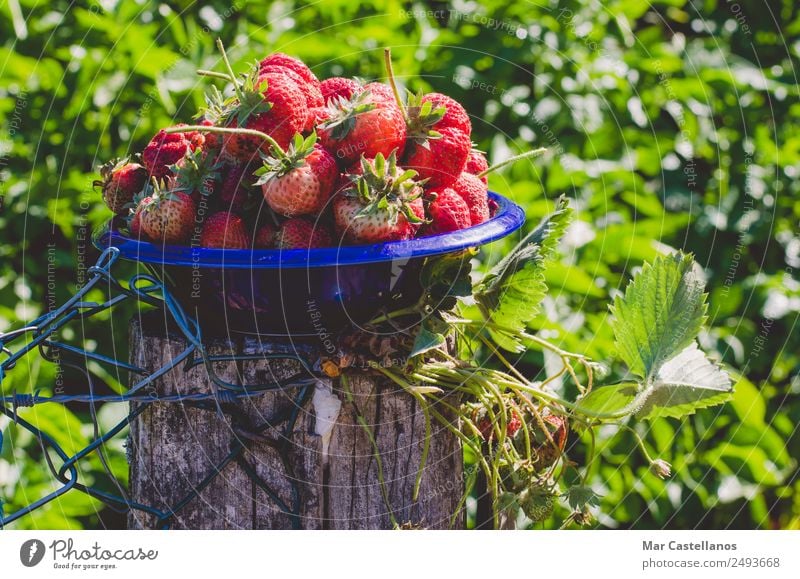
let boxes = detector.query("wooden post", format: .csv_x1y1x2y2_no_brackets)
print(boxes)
127,313,464,529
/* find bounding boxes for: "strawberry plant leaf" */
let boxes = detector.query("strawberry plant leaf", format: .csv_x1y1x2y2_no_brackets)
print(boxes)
634,342,732,420
611,252,707,380
575,382,640,416
474,197,572,352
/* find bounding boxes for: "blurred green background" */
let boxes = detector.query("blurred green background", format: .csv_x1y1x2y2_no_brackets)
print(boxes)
0,0,798,529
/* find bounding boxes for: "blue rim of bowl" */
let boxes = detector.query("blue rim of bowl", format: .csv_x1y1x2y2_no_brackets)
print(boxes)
92,191,524,269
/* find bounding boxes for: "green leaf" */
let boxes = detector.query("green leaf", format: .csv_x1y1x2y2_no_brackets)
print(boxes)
611,252,707,380
635,342,733,420
475,197,572,351
410,320,447,358
575,382,639,416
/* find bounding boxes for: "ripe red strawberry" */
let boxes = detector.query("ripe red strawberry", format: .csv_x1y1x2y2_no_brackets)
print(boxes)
142,127,196,178
476,410,522,441
138,181,197,244
259,64,324,109
318,90,406,165
426,187,471,234
259,53,321,90
451,172,490,226
197,119,222,150
275,218,332,249
221,70,308,162
219,163,253,211
200,212,250,248
256,133,338,217
332,152,425,244
403,126,470,188
421,92,471,135
320,77,362,103
464,149,489,184
361,82,395,103
305,106,331,132
254,223,276,248
94,158,147,215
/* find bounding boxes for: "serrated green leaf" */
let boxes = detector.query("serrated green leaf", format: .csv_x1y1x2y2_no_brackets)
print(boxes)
410,316,449,358
611,252,707,380
635,342,732,420
475,197,572,352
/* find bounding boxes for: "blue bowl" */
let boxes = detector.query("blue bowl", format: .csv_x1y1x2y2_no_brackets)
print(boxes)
93,192,525,335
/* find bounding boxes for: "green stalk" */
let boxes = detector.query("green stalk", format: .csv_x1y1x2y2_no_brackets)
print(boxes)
196,69,234,81
383,48,407,120
476,147,548,179
215,38,246,104
164,124,285,157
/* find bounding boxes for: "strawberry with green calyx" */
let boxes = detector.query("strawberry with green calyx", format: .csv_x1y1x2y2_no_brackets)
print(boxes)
170,148,223,202
94,157,147,215
318,84,406,165
138,177,197,245
200,211,250,248
333,150,425,244
382,48,470,188
254,131,338,217
198,39,307,162
275,218,332,249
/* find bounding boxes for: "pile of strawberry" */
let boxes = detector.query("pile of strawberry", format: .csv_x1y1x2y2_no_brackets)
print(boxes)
96,42,505,250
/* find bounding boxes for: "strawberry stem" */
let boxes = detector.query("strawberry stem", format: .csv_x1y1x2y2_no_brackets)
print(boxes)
383,48,407,120
477,147,548,179
164,125,286,156
196,69,234,82
215,38,246,104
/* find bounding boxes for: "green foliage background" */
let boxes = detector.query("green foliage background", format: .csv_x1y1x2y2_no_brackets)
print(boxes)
0,0,798,529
